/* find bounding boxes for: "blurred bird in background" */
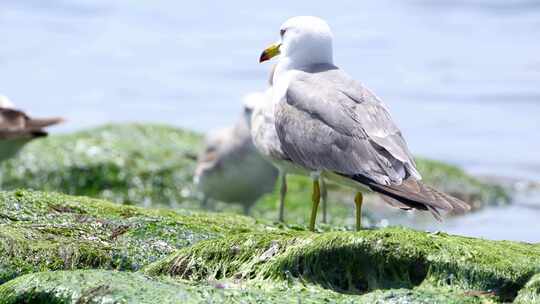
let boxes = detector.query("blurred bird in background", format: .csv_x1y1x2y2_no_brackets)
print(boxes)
194,95,279,215
250,68,329,223
0,95,64,162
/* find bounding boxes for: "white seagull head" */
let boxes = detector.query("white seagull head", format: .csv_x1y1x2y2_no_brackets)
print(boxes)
260,16,334,68
242,91,268,128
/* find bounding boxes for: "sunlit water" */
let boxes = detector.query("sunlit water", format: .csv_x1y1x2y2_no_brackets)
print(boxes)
1,0,539,241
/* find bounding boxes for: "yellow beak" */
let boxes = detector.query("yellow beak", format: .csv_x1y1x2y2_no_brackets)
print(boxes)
259,43,281,63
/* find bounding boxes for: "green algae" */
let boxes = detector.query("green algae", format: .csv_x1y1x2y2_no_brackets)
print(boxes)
0,270,348,304
514,273,540,304
0,123,201,207
0,270,495,304
0,270,192,304
0,190,267,284
0,190,534,303
357,286,496,304
0,138,31,163
145,228,540,302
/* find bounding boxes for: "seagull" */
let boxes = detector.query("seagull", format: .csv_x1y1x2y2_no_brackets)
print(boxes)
0,95,64,162
250,67,329,223
259,16,470,231
194,96,279,215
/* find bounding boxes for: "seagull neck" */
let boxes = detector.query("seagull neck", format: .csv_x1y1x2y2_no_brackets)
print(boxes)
275,54,333,75
273,57,294,80
272,52,334,78
272,54,333,106
272,59,296,106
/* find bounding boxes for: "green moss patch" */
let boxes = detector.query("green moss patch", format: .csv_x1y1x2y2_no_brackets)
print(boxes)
514,273,540,304
0,270,494,304
0,270,192,304
0,190,529,303
0,190,267,284
357,286,496,304
145,228,540,301
0,123,201,207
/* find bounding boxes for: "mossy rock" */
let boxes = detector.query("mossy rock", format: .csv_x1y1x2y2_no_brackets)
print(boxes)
0,190,266,284
0,190,532,303
0,270,190,304
0,123,201,207
145,228,540,302
0,123,508,226
0,270,495,304
356,287,496,304
514,273,540,304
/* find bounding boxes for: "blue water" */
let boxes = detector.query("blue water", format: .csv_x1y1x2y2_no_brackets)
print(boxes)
1,1,539,241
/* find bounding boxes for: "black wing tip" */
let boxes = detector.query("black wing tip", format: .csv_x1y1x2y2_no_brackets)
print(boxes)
347,173,429,211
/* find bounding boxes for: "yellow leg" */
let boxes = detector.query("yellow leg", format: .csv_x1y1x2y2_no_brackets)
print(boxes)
309,179,321,232
321,178,328,224
278,173,287,222
354,192,363,231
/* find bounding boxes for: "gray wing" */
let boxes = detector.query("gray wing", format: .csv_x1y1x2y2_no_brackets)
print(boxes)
275,65,470,214
275,65,419,185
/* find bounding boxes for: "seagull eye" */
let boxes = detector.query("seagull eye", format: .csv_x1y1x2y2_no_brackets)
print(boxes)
280,29,286,37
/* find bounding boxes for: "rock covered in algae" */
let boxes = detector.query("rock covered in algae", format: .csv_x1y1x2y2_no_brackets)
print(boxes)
0,123,201,207
514,273,540,304
0,270,495,304
144,228,540,303
0,190,536,303
0,270,190,304
0,190,265,284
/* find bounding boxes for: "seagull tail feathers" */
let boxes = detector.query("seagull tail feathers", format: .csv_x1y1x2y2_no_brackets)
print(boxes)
350,174,471,220
26,117,64,130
